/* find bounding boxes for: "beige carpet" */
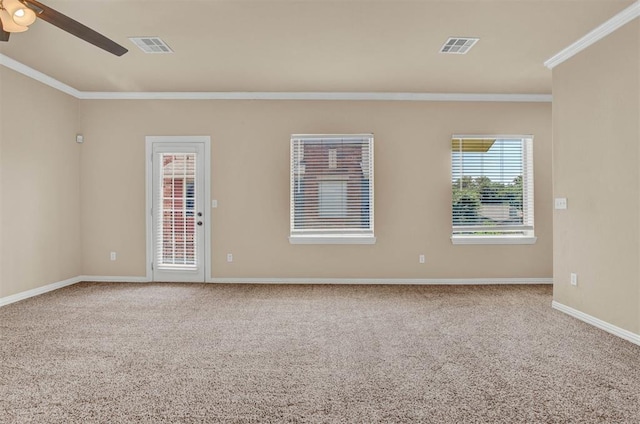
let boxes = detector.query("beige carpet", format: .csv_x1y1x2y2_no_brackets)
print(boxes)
1,283,639,423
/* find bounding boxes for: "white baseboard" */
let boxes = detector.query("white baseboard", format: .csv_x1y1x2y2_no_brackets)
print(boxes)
552,301,640,347
0,276,82,307
0,275,552,308
79,275,150,283
207,277,553,285
0,275,150,307
75,276,554,285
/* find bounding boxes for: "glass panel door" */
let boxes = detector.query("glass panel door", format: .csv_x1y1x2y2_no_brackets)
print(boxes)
152,143,205,282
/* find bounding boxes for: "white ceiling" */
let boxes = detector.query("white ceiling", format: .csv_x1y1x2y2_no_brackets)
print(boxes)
0,0,633,93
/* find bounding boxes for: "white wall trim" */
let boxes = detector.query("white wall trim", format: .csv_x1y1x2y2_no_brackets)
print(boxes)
206,277,553,285
0,54,550,103
0,276,82,307
0,275,551,307
79,275,150,283
544,1,640,69
0,54,82,98
552,301,640,347
77,91,552,103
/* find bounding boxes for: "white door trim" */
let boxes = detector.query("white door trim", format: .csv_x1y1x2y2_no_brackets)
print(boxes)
145,136,211,282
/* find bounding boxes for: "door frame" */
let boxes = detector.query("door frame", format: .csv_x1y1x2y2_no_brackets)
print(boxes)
145,135,211,282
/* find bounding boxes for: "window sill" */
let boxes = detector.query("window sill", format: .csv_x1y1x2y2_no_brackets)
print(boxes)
451,236,537,245
289,235,377,245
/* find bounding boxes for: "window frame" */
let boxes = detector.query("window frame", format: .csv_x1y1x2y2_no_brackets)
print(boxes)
289,134,375,245
450,134,536,245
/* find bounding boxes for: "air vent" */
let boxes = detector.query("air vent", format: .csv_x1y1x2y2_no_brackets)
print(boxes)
129,37,173,54
440,37,479,54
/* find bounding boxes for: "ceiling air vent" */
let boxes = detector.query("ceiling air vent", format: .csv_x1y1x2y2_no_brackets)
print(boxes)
129,37,173,54
440,37,479,54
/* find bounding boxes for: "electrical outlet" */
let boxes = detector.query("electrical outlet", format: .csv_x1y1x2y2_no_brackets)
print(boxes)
570,273,578,286
227,253,233,263
110,251,117,261
419,254,425,264
555,198,568,210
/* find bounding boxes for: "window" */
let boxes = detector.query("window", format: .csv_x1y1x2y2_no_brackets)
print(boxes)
290,134,375,244
185,180,195,216
451,135,535,244
159,153,197,265
318,180,347,218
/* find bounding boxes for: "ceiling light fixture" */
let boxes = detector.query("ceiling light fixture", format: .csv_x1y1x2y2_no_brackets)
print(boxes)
0,0,126,55
0,0,37,33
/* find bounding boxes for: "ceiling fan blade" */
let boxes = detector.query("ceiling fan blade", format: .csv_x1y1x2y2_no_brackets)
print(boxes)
0,16,10,41
23,0,127,56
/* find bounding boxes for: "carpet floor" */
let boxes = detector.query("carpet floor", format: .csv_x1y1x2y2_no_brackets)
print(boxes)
1,283,639,423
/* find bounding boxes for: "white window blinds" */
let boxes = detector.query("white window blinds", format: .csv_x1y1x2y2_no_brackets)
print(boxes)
290,134,375,243
157,153,197,267
451,135,534,238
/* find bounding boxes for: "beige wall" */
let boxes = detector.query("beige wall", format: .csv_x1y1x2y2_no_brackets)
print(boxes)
552,20,640,334
0,69,554,299
0,68,82,298
79,100,552,280
0,68,553,298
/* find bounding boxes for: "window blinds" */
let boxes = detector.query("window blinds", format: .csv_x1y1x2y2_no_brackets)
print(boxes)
451,136,534,235
290,134,374,238
157,153,197,267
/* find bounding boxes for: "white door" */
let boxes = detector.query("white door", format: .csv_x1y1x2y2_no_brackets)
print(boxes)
147,137,209,282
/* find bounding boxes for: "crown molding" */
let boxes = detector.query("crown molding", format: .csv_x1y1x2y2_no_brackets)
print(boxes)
1,53,550,103
545,1,640,69
77,91,551,102
0,54,81,98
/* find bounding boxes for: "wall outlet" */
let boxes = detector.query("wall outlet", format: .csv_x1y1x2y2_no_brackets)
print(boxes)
227,253,233,263
110,251,117,261
419,254,425,264
570,273,578,286
555,198,568,210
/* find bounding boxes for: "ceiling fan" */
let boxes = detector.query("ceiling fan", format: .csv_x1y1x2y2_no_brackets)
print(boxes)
0,0,127,56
